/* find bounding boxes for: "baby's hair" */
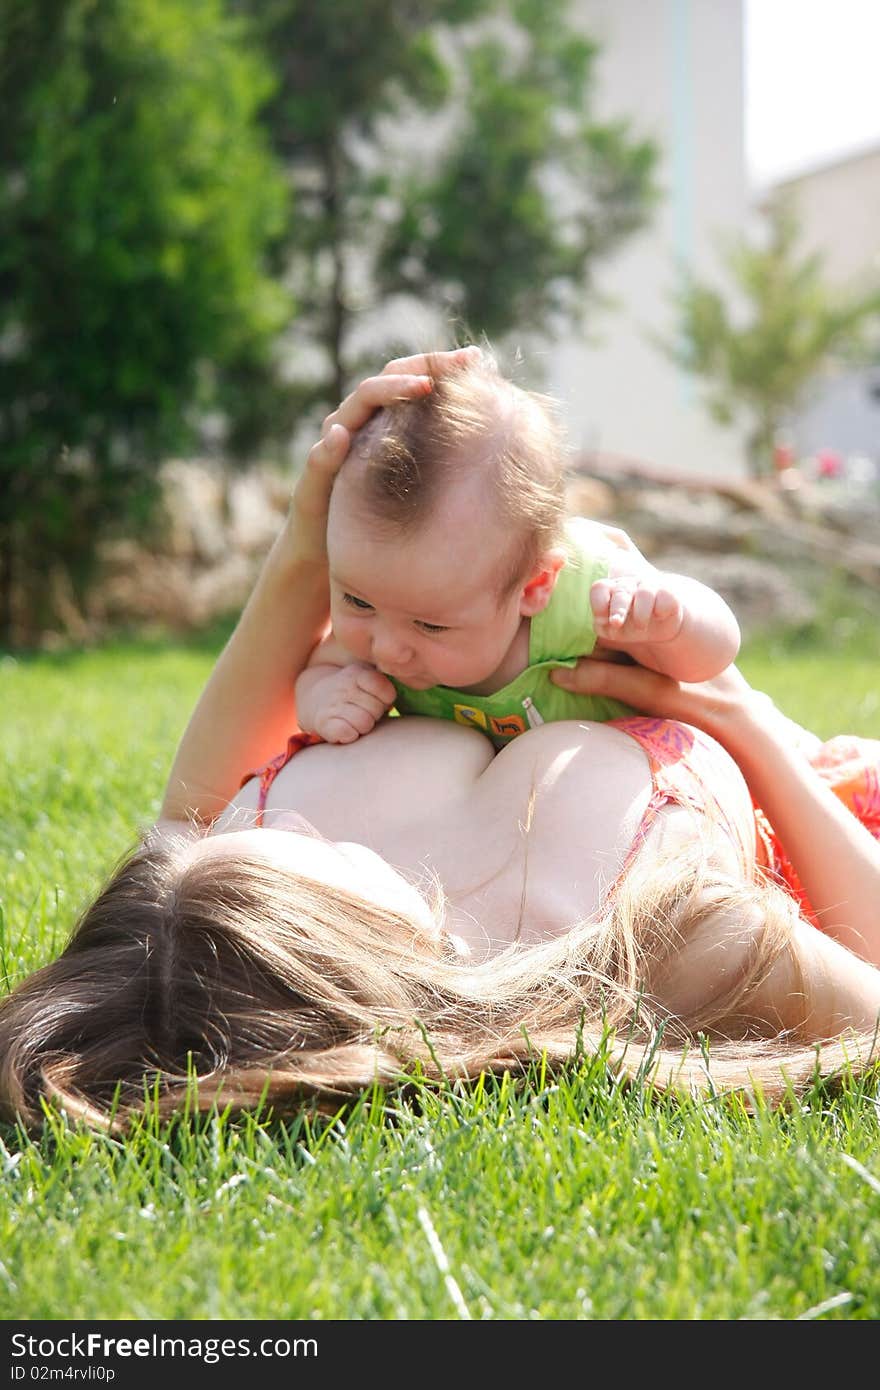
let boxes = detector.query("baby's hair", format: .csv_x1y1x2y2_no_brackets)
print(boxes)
341,351,569,596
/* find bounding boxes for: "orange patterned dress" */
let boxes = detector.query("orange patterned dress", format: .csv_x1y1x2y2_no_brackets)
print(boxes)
752,734,880,924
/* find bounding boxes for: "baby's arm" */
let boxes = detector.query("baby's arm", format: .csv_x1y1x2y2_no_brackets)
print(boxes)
295,633,397,744
589,536,740,682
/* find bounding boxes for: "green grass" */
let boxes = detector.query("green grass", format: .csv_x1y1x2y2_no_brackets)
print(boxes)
2,597,880,1321
737,591,880,739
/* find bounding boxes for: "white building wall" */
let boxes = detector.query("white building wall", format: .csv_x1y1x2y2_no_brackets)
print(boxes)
768,145,880,289
547,0,749,475
762,145,880,463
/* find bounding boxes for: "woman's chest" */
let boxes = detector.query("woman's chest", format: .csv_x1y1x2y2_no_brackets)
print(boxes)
412,723,657,952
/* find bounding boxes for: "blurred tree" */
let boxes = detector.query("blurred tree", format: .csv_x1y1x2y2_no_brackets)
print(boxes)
234,0,657,402
0,0,290,644
671,201,880,479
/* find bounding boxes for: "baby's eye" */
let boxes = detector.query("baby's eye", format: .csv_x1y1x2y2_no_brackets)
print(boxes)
343,593,374,612
416,621,449,634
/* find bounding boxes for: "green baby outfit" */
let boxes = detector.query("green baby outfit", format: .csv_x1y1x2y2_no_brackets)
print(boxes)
391,516,632,749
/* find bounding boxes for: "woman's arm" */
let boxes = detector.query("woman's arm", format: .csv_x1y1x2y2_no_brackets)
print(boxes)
158,509,331,830
160,351,480,828
651,890,880,1039
551,659,880,966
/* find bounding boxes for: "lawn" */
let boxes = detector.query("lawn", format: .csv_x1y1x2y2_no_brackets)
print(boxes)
1,594,879,1321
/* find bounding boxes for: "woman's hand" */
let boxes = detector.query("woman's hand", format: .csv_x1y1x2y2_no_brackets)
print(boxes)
551,656,820,760
287,346,483,566
551,655,755,743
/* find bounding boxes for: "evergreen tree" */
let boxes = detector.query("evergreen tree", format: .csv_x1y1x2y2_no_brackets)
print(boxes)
672,201,880,478
0,0,290,642
237,0,657,402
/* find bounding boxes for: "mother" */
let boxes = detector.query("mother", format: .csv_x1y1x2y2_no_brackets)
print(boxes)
2,350,879,1128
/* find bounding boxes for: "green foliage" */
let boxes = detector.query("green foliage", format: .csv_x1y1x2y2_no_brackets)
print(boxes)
671,201,880,477
380,4,657,343
237,0,657,399
0,0,291,643
2,0,657,645
231,0,486,403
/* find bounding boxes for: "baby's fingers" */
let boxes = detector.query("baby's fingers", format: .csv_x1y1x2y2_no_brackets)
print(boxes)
637,584,684,639
589,579,612,625
347,686,393,722
629,585,659,629
336,699,383,736
321,715,364,745
652,587,682,623
355,667,397,708
591,578,634,630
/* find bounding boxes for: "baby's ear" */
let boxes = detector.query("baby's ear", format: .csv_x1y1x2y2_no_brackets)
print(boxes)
518,547,567,617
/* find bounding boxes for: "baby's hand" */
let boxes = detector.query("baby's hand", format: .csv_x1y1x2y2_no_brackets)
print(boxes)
306,663,397,744
590,574,684,646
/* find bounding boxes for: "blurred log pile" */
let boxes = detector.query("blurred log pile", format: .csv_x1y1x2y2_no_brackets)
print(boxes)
566,453,880,636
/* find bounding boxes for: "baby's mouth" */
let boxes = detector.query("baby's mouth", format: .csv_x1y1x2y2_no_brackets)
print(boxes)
386,668,431,688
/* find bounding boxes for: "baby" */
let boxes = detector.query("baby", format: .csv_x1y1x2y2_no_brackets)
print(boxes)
295,355,741,748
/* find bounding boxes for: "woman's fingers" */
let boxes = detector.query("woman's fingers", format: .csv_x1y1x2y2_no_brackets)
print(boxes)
289,346,482,556
291,424,351,530
293,374,433,535
322,346,483,436
551,656,753,733
552,655,680,715
321,373,432,438
379,345,482,377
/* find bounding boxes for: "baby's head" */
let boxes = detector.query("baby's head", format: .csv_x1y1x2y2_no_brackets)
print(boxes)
327,354,568,691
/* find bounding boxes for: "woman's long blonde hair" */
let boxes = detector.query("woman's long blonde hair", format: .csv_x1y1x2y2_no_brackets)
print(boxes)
0,834,875,1130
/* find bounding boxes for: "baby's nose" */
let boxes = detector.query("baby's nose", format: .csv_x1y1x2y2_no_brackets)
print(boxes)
371,625,415,667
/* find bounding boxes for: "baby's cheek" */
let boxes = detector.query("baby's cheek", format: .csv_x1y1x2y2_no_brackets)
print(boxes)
432,640,488,685
434,650,468,681
331,614,369,660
